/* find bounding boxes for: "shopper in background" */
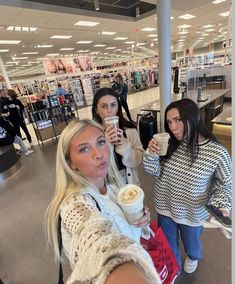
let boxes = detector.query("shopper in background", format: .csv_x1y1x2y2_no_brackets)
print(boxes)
45,118,160,284
92,88,144,185
54,83,67,97
2,89,33,148
0,89,8,113
0,114,34,156
112,73,133,121
143,98,231,274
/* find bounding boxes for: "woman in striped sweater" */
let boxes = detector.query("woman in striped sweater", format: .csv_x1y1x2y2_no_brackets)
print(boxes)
143,98,231,274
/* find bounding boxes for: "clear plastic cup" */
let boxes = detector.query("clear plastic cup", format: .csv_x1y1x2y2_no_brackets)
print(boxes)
103,116,119,130
153,133,170,156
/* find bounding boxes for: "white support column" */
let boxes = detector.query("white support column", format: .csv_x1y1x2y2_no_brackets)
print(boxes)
156,0,171,131
0,56,11,88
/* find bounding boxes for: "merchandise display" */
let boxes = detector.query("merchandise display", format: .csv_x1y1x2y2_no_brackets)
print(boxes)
26,93,78,147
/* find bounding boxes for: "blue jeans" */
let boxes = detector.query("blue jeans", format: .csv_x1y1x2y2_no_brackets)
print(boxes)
158,214,204,269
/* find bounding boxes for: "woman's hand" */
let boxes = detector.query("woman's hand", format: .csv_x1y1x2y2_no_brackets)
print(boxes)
148,138,160,155
133,206,151,228
105,126,125,145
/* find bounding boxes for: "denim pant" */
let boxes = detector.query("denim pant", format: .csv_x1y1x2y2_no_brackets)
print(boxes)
14,135,27,153
158,214,204,269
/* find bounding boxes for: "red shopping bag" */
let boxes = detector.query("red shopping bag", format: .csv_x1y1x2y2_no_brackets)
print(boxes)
141,220,179,284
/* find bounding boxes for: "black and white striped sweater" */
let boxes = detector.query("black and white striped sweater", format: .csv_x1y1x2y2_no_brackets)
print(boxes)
143,140,232,227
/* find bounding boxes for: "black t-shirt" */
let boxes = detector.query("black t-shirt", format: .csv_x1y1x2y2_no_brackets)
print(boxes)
3,98,24,123
0,117,16,146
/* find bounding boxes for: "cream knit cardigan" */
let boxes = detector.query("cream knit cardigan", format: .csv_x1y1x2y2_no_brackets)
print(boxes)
60,185,161,284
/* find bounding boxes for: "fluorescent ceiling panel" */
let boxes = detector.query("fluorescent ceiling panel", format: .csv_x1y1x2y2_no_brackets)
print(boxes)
74,21,99,27
22,52,39,55
94,44,107,47
219,11,230,17
0,40,21,44
60,48,75,50
51,35,72,39
141,27,156,32
203,24,214,28
114,37,128,40
178,14,196,19
101,31,116,35
36,45,53,48
76,41,93,44
212,0,227,4
13,56,28,60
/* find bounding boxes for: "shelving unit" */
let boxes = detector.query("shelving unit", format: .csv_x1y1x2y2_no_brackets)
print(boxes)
27,94,78,148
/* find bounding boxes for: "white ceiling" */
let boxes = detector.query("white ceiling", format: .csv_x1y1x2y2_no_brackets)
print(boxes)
0,0,232,79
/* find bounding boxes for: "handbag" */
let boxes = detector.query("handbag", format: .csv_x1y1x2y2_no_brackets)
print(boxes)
140,220,179,284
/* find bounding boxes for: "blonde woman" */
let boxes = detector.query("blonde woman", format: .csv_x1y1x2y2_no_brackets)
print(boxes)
45,119,160,284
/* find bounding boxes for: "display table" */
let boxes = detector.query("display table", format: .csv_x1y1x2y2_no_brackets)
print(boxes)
0,144,21,181
140,89,231,131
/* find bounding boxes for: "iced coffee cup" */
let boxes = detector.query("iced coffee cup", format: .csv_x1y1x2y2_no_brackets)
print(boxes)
153,133,170,156
104,116,119,130
117,184,145,223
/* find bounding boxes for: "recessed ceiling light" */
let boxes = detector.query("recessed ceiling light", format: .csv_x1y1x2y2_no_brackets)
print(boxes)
46,53,60,56
12,56,28,60
77,49,89,53
203,24,214,28
106,47,116,49
124,41,135,44
0,49,9,52
219,11,230,17
205,28,216,32
101,31,117,35
152,38,158,41
50,35,72,39
0,40,21,44
178,29,189,34
171,16,175,20
22,52,39,55
74,20,99,27
148,34,158,37
141,27,156,32
76,41,93,44
114,37,128,40
178,24,191,29
6,26,38,32
60,48,75,51
94,44,107,47
178,14,196,20
212,0,227,4
36,45,53,48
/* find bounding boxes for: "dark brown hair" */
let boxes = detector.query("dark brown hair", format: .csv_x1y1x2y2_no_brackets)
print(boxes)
7,89,18,99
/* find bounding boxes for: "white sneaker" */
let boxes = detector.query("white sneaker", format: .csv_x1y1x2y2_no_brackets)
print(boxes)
24,149,34,156
183,256,198,273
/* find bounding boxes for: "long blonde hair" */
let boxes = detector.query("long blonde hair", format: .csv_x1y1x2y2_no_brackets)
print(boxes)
44,118,124,260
